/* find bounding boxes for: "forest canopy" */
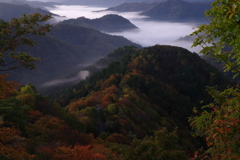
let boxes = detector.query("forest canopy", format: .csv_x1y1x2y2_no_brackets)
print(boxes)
190,0,240,159
1,0,240,159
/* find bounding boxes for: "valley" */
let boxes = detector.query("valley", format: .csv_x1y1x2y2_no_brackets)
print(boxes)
1,0,239,159
1,0,204,92
48,4,202,51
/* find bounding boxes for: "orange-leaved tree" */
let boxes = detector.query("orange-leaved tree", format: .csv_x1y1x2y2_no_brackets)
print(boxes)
0,74,18,99
0,127,35,160
189,87,240,159
189,0,240,159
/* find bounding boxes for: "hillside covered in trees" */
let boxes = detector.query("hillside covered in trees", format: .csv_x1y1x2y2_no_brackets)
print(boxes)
38,46,140,94
1,0,240,159
5,23,141,89
52,45,234,157
0,44,235,159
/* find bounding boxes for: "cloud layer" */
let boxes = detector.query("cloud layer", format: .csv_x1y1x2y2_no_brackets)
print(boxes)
48,5,201,52
41,71,90,87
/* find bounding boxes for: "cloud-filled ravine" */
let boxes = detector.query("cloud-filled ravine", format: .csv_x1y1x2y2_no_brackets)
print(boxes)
47,5,201,53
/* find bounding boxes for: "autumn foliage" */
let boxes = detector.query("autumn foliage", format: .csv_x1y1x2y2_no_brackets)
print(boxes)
0,74,18,99
35,144,118,160
190,87,240,159
0,127,35,160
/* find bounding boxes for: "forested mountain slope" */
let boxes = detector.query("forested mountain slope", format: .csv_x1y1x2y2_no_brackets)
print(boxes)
1,45,234,159
5,35,91,86
5,24,141,89
48,23,141,57
39,46,139,94
60,14,138,32
52,45,234,150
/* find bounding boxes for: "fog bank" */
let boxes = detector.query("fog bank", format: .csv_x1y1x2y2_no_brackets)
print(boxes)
41,70,90,87
47,5,201,52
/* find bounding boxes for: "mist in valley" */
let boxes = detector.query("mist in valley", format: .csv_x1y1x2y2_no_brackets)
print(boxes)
48,5,201,53
41,70,90,87
40,4,202,89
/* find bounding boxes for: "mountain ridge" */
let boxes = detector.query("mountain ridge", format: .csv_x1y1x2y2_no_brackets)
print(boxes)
39,46,139,94
51,45,234,151
5,24,141,90
141,0,211,22
63,0,213,7
0,2,55,21
100,0,211,22
60,14,138,32
48,23,141,56
103,2,157,12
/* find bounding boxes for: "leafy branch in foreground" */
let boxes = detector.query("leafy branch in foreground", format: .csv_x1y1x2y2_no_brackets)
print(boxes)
190,0,240,78
0,13,52,71
189,87,240,159
189,0,240,159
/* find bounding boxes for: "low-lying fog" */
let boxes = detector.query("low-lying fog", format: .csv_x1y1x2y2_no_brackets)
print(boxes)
47,5,201,53
41,70,90,87
42,5,201,90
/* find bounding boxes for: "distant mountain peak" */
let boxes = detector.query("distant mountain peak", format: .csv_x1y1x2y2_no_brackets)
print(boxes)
61,14,138,32
141,0,211,22
103,14,119,17
77,16,87,19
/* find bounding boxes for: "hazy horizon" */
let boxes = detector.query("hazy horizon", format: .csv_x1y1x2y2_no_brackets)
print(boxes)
47,5,201,53
40,4,201,88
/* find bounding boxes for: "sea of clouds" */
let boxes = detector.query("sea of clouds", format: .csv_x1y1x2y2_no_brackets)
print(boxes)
47,5,202,53
41,5,201,88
